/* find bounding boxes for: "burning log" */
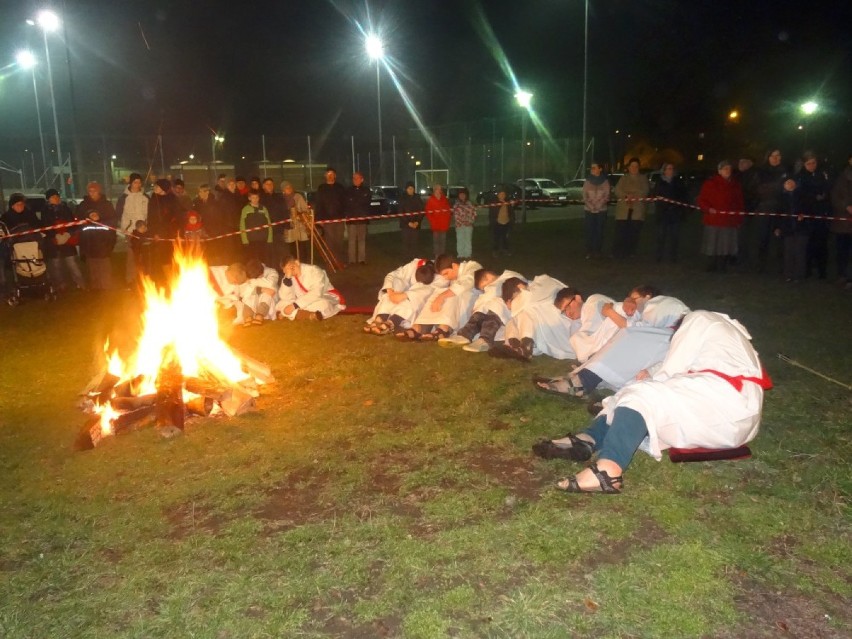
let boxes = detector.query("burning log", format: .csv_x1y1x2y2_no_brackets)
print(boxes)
231,348,275,384
111,394,158,411
186,396,214,417
219,385,256,417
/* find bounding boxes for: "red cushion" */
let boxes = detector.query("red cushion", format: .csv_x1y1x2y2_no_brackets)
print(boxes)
668,445,752,463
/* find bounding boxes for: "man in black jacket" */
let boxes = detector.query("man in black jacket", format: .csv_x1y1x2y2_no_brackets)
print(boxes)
398,181,424,259
261,178,288,272
312,167,346,263
345,171,372,265
42,188,86,291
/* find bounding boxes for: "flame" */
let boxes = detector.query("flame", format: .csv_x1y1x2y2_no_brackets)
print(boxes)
106,245,249,395
95,401,119,437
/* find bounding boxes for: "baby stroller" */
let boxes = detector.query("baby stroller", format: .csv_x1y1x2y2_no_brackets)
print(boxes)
2,222,57,306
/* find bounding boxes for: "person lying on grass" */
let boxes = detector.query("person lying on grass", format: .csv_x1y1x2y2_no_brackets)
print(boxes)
275,256,346,321
532,310,771,494
438,274,527,353
364,260,442,336
397,253,483,342
489,277,583,362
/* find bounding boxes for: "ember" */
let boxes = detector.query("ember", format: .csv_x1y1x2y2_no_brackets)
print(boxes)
76,246,273,450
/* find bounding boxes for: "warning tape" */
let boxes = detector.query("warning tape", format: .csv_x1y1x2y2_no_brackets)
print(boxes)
2,197,848,244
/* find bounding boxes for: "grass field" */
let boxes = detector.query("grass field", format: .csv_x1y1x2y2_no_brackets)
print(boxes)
1,214,850,638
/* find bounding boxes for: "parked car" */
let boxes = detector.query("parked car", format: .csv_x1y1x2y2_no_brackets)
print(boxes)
476,183,541,208
373,186,400,213
562,179,586,203
516,178,569,206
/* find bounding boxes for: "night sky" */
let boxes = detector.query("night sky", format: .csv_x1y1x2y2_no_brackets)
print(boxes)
1,0,850,163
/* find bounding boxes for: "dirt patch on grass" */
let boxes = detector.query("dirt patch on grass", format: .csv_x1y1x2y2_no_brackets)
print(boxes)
714,576,850,638
255,467,337,533
462,446,550,502
319,614,401,638
584,517,671,572
164,501,228,539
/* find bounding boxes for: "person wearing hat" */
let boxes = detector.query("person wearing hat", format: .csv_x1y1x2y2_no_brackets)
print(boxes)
1,193,40,232
697,160,745,272
41,188,86,291
74,182,117,228
147,178,182,284
398,181,424,260
116,173,150,286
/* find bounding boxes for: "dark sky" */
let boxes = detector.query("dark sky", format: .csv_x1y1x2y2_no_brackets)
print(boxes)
1,0,850,161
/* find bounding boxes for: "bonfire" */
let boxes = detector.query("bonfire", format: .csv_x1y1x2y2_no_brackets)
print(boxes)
77,246,273,449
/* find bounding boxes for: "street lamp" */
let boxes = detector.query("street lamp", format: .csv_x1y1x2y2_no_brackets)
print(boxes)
366,34,384,185
515,90,533,222
799,101,819,148
15,50,49,189
36,10,67,197
212,135,224,164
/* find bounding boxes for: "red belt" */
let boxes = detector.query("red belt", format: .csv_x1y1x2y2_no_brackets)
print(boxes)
693,366,773,391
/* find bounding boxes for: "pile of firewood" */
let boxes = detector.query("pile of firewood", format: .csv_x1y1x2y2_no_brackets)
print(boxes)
75,349,273,450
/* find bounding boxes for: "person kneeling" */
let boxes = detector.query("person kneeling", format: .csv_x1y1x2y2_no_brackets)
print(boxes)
276,256,346,320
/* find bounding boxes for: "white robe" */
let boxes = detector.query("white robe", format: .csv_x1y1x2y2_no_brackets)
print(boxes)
577,296,691,388
275,263,345,319
241,265,280,319
600,311,769,460
210,265,245,325
569,294,626,363
503,274,580,359
368,259,449,325
470,269,526,340
414,259,483,329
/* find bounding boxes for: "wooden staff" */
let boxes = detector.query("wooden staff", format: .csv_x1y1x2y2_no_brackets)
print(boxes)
296,208,344,273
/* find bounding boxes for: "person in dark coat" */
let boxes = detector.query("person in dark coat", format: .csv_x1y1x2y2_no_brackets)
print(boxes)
1,193,42,294
753,148,790,273
75,182,117,228
147,178,182,284
797,152,831,280
486,186,514,257
344,171,372,265
398,181,424,259
78,208,117,290
773,178,808,282
312,167,347,263
261,177,288,272
41,188,86,291
192,184,225,265
651,163,689,263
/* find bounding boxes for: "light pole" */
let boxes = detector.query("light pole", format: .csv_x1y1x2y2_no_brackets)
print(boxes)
15,50,48,189
366,34,384,185
515,90,532,223
212,135,224,165
35,10,67,197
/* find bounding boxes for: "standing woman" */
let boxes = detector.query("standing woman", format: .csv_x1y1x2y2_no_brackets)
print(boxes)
425,184,452,258
452,187,477,260
754,148,789,273
613,158,650,258
582,161,610,259
651,163,689,263
697,160,745,272
116,173,149,285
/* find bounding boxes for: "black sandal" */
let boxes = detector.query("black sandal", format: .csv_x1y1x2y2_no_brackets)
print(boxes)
395,328,422,341
557,462,623,494
420,327,452,341
532,434,594,461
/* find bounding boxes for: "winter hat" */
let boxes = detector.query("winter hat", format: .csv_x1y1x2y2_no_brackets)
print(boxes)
717,159,732,170
155,178,171,192
44,188,60,199
8,193,26,207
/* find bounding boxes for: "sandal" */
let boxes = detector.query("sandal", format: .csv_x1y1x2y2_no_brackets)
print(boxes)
557,462,623,494
489,338,531,362
395,328,422,341
532,433,593,461
532,376,574,396
252,315,264,326
370,320,394,336
242,318,253,328
363,321,378,333
420,327,452,342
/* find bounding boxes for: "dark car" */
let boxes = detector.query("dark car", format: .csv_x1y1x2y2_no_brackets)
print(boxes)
369,187,389,216
476,183,541,208
374,186,400,213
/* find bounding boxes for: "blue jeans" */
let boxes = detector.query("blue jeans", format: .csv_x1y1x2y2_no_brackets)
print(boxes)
455,226,473,258
582,407,648,470
584,210,606,255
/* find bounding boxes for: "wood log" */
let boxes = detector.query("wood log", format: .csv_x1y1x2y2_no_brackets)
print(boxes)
111,394,158,411
112,375,145,398
230,348,275,383
185,377,227,401
186,396,214,417
73,416,102,451
219,385,256,417
112,405,158,434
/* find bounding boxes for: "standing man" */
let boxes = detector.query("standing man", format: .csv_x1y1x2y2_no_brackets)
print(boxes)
313,167,347,263
651,163,688,263
41,188,86,292
193,184,224,264
261,178,288,272
398,181,424,259
172,179,193,215
345,171,372,265
147,179,182,284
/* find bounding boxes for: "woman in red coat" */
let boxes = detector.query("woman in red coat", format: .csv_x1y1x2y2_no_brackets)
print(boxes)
425,184,452,258
697,160,745,272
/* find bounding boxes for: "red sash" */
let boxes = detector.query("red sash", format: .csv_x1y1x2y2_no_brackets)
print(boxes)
694,366,773,391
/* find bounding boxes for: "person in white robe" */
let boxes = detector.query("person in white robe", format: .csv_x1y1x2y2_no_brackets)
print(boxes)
210,263,250,326
490,276,583,361
438,269,526,352
535,311,771,494
275,256,345,320
365,259,448,334
239,259,280,326
403,254,483,340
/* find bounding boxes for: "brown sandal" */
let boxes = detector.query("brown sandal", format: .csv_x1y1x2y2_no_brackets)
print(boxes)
557,462,623,494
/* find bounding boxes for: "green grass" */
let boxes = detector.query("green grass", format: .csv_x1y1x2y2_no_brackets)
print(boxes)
1,215,850,638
